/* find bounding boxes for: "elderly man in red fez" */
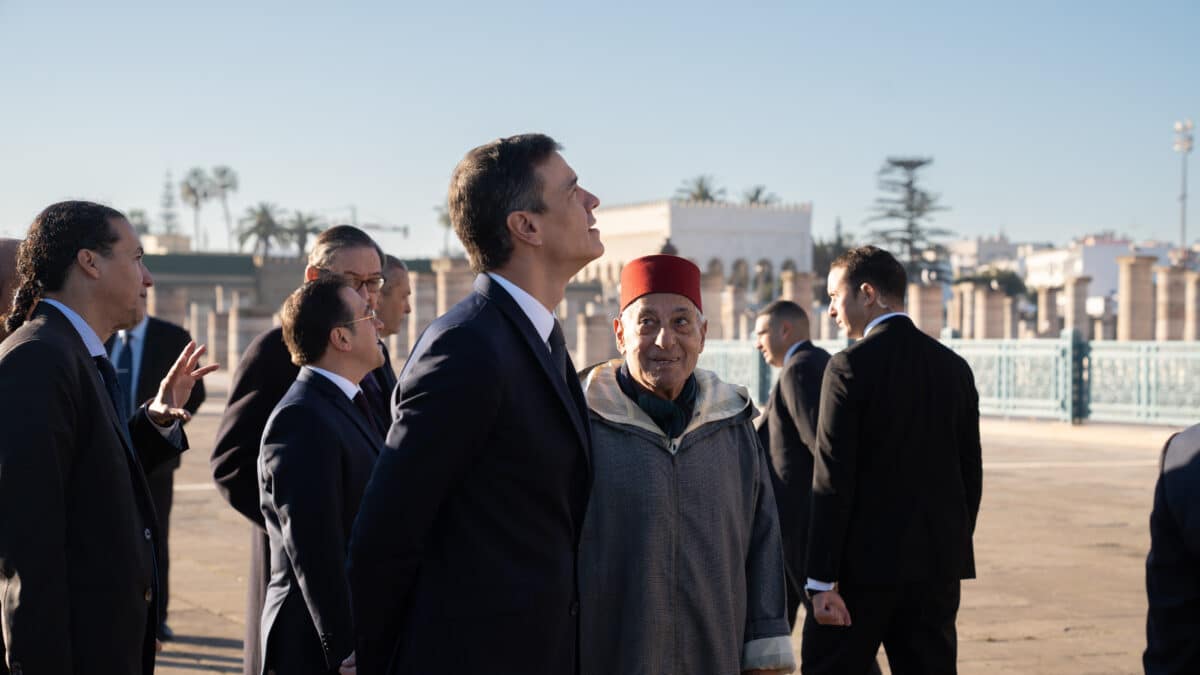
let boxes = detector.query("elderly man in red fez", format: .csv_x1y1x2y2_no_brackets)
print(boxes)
577,254,795,675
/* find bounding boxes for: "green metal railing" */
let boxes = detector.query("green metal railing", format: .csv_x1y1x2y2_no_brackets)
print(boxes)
699,333,1197,426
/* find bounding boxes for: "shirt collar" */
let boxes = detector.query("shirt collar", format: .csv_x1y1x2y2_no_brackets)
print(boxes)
784,339,811,362
40,298,107,358
486,272,557,346
304,365,361,401
864,312,908,337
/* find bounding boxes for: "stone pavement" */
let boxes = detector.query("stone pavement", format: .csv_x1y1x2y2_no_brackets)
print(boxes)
156,371,1184,674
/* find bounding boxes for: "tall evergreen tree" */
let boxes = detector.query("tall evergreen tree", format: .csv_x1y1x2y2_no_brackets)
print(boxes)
865,157,952,278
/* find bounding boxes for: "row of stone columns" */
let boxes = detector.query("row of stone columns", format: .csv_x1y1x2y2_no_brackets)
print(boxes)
1117,256,1200,342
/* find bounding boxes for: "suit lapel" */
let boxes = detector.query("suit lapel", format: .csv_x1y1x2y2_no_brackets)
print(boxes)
299,368,382,454
473,275,591,457
40,305,143,467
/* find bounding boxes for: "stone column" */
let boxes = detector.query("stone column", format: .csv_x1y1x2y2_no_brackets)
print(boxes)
214,285,226,313
958,282,976,339
146,285,189,327
1155,265,1187,341
779,270,814,307
1036,286,1060,337
1063,276,1092,341
721,285,745,340
577,307,617,367
701,272,725,340
1002,297,1018,339
1117,255,1158,341
432,257,475,316
973,288,1005,339
207,310,230,370
1185,270,1200,342
947,287,962,337
406,270,437,357
908,282,945,338
227,306,275,368
187,302,208,345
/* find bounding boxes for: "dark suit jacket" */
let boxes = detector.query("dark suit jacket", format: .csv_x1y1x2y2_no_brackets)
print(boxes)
211,326,397,675
259,369,381,675
1145,424,1200,675
0,303,186,675
758,341,831,588
806,315,982,585
106,316,207,471
347,274,592,675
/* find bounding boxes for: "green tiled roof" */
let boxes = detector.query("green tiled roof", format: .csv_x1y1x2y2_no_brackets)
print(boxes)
144,254,258,276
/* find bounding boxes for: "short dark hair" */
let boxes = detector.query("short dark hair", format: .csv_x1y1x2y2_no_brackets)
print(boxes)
308,225,383,271
280,276,354,366
6,201,123,335
382,254,407,276
448,133,561,273
757,299,808,326
830,245,907,302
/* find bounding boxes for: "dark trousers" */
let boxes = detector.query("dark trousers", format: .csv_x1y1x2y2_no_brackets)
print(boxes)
801,580,960,675
244,529,270,675
147,464,175,624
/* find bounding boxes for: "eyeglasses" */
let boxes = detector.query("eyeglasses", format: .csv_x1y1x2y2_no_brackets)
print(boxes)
338,310,378,328
320,269,386,293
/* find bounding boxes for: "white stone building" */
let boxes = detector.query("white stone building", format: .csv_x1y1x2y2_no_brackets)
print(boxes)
1023,235,1172,299
580,199,813,288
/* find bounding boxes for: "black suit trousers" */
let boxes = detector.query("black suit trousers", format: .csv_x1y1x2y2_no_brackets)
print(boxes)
147,463,174,622
801,580,960,675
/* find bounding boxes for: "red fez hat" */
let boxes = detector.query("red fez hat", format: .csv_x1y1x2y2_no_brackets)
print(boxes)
620,255,703,312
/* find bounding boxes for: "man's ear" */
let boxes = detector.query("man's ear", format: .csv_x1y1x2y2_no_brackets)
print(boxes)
304,265,321,282
858,281,879,307
506,211,541,247
613,316,626,355
76,249,101,280
328,326,350,354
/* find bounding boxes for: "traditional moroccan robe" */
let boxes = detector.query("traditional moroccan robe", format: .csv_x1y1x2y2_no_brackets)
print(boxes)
578,360,795,675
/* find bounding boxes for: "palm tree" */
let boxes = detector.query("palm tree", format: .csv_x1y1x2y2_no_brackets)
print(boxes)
210,166,239,251
674,175,725,202
742,185,779,205
238,203,287,257
865,157,952,278
179,168,212,250
285,211,324,258
434,201,452,256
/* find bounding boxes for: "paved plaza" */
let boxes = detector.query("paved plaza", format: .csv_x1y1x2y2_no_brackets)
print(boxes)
155,372,1183,674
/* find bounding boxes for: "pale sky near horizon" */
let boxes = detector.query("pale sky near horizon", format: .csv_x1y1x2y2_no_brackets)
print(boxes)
1,1,1197,258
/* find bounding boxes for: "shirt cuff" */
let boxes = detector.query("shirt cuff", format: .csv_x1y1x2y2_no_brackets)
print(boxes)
741,636,796,673
144,407,182,438
805,578,835,592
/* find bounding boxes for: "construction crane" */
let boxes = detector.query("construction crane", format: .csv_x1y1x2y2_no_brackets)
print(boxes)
317,205,409,238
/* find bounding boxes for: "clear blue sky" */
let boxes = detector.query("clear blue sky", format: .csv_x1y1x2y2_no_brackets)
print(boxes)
1,1,1197,258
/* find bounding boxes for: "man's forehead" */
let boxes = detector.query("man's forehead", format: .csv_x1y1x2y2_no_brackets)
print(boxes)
631,293,699,314
328,246,383,274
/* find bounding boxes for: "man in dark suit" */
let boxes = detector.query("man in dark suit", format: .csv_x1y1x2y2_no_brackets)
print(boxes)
210,225,391,675
753,300,832,627
257,277,384,675
362,254,410,431
0,238,19,343
1145,423,1200,674
106,313,207,641
0,201,213,675
803,246,982,675
347,133,601,675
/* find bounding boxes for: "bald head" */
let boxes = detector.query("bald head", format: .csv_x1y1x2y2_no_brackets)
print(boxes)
0,238,21,342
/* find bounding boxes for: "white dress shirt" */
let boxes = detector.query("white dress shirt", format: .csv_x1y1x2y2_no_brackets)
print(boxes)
486,272,556,351
305,365,362,401
41,299,178,436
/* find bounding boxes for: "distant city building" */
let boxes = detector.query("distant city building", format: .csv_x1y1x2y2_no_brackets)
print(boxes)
1022,234,1172,299
947,234,1020,278
142,233,192,255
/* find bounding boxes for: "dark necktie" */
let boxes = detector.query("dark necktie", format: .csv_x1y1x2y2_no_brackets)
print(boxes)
95,355,132,426
114,332,135,414
549,321,569,385
352,391,374,425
